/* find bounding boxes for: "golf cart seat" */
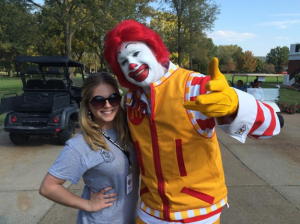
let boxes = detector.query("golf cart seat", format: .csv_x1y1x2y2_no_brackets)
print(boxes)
26,79,45,89
45,79,67,90
26,67,41,74
46,67,63,75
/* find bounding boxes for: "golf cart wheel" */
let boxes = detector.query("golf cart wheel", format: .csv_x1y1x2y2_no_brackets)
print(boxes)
9,133,30,145
277,114,284,128
57,119,75,145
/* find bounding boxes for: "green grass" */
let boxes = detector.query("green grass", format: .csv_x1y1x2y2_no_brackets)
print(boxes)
0,77,24,125
1,75,299,125
224,74,300,104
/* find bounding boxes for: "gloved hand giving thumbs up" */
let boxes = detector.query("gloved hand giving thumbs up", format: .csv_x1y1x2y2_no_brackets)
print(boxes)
183,57,239,118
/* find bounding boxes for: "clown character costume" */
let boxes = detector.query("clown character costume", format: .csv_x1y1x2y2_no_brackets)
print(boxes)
103,20,281,224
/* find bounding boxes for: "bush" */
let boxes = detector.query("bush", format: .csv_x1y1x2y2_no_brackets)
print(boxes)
277,102,300,114
295,73,300,83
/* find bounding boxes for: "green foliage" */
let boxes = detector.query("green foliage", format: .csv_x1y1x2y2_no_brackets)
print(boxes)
294,73,300,83
255,58,265,73
0,77,23,125
0,0,37,74
266,46,289,73
166,0,220,66
217,45,243,71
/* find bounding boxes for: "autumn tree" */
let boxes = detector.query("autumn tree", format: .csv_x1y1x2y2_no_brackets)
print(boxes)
236,51,257,72
266,46,289,73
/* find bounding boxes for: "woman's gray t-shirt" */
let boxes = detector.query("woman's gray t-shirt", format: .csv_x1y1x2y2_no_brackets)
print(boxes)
48,129,139,224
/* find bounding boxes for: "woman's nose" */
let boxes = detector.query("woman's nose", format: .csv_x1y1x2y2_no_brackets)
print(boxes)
128,63,138,71
104,99,111,107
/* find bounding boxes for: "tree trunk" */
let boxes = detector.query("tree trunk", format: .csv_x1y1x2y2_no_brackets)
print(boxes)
9,62,13,77
189,3,193,70
177,15,182,67
95,54,97,73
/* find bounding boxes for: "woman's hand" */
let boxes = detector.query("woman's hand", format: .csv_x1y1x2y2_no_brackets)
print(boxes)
88,187,117,212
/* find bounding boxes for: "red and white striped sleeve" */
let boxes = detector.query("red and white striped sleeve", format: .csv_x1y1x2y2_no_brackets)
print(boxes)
217,89,281,143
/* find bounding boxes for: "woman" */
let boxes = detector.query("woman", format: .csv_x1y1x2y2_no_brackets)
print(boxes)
39,72,139,224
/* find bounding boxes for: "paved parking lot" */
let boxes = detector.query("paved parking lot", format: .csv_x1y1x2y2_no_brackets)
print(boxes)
0,113,299,224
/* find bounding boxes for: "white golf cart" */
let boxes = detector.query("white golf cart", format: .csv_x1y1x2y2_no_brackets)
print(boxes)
230,73,284,128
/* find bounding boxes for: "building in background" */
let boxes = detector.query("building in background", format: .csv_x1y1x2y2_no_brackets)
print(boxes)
288,43,300,80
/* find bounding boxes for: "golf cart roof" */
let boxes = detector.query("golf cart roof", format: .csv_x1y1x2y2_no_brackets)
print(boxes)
16,56,84,67
232,73,281,77
230,73,281,86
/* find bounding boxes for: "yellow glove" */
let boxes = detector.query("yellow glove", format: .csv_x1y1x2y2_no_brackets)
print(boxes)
183,57,238,118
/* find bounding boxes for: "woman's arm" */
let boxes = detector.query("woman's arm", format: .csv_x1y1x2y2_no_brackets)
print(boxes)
39,173,117,212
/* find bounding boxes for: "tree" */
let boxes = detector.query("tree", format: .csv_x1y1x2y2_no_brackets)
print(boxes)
0,0,37,76
217,45,243,70
27,0,97,59
236,51,257,73
243,51,257,72
266,46,289,73
265,63,275,73
255,58,265,73
192,37,217,74
223,61,235,74
150,11,178,54
166,0,220,66
82,0,154,71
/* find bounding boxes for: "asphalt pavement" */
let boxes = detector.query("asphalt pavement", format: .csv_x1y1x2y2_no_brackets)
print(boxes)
0,113,299,224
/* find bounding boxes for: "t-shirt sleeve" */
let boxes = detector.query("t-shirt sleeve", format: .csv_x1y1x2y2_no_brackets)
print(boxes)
48,143,88,184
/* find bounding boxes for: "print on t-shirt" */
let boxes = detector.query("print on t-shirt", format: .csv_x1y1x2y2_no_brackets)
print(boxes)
100,148,115,162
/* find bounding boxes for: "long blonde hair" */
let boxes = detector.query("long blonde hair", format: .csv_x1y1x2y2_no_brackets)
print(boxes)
79,72,133,151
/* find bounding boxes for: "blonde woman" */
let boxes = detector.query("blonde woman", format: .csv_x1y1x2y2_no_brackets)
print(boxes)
39,73,139,224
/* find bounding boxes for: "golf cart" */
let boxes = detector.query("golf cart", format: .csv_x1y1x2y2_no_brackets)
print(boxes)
0,56,85,145
230,73,284,128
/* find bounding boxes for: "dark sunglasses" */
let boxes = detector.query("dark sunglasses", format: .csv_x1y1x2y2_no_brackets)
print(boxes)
90,93,122,109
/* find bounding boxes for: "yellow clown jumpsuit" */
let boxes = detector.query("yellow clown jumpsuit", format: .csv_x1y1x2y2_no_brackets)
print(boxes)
126,66,227,223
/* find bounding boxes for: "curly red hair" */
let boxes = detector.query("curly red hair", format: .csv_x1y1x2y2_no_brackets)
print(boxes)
104,20,170,89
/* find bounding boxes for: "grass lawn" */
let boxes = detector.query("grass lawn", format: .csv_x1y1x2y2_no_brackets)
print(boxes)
224,74,300,105
1,75,299,125
0,77,24,125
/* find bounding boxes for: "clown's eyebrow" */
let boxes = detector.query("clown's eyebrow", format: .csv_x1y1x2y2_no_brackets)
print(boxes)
125,43,136,48
117,43,136,54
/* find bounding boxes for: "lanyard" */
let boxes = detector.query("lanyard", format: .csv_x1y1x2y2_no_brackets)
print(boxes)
102,131,132,170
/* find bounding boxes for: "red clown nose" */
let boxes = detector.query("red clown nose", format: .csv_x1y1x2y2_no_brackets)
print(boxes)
129,63,138,70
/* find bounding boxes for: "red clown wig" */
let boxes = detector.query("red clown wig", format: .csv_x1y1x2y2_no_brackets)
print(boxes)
104,20,170,89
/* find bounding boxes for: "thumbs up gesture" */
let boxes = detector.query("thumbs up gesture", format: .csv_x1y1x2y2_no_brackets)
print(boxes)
183,57,238,118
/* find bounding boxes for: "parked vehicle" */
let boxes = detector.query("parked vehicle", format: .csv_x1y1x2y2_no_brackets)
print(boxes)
0,56,85,145
229,73,284,128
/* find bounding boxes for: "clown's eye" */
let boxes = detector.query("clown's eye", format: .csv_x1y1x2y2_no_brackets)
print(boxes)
133,51,140,57
122,60,128,66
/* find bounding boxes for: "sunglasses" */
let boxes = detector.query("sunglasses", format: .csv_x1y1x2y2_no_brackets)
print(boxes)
90,93,122,109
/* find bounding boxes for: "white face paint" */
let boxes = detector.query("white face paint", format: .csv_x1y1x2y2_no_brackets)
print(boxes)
117,42,165,88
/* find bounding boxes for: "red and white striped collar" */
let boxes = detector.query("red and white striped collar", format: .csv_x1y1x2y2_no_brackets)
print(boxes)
153,61,179,87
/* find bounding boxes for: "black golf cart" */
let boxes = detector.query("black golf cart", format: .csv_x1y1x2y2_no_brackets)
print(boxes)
0,56,85,145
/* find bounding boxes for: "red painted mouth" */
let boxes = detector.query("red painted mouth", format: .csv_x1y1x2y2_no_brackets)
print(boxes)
128,64,149,82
